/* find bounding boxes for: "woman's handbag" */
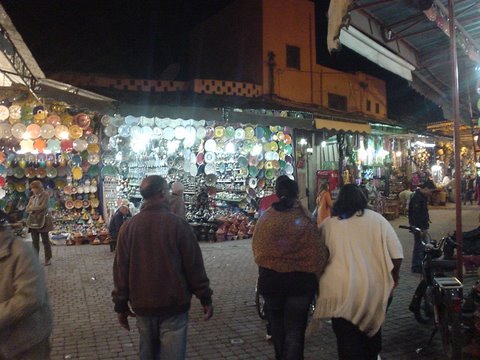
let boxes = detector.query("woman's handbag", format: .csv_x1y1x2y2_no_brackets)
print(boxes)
26,211,46,229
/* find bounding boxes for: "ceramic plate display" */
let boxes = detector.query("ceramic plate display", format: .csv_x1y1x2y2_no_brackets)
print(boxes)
46,167,57,179
73,139,88,152
224,126,235,139
111,115,125,127
196,126,206,139
86,134,99,144
174,126,186,140
91,198,100,208
65,200,74,209
205,174,217,186
87,153,100,165
104,125,117,137
189,163,197,177
249,177,258,189
40,124,55,139
8,105,21,121
118,125,131,137
237,156,248,168
285,163,294,175
36,168,47,179
74,113,91,129
72,166,83,180
0,106,9,121
74,199,83,209
214,126,225,138
248,166,259,177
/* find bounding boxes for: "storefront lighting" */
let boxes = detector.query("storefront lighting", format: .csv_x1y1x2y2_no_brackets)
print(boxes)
377,149,389,157
395,151,402,157
431,164,442,172
251,144,263,156
166,140,180,155
225,142,236,154
306,147,313,154
132,135,150,153
299,138,307,146
475,135,479,142
321,140,327,147
476,162,480,168
414,141,435,148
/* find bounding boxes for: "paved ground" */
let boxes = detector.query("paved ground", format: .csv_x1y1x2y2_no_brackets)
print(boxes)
34,204,480,359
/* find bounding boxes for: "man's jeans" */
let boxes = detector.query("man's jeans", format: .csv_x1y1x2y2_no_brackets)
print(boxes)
136,312,188,360
264,294,314,360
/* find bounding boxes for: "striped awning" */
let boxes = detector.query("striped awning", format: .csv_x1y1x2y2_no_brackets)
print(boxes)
315,118,371,134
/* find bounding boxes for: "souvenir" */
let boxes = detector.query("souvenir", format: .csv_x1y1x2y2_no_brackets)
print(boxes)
20,140,34,152
104,125,117,137
214,126,225,138
87,143,100,154
237,156,248,168
46,114,61,126
72,166,83,180
118,125,130,137
11,123,26,139
249,178,258,189
141,126,153,137
60,140,74,153
74,199,83,209
40,124,55,139
0,176,5,187
65,200,74,209
204,139,217,152
73,139,88,152
8,105,21,121
47,139,60,152
234,128,245,140
87,153,100,165
174,126,186,140
46,167,57,179
224,126,235,139
285,163,294,175
205,126,214,139
74,113,91,129
13,167,24,179
33,139,47,152
36,168,47,179
26,124,41,139
69,125,83,139
86,134,99,144
100,115,111,126
25,167,36,179
204,163,216,175
54,125,69,140
205,174,217,186
0,106,9,121
248,166,259,177
204,152,216,163
0,123,11,138
265,168,276,179
196,126,206,139
15,183,26,192
111,115,125,127
163,127,175,140
189,163,197,177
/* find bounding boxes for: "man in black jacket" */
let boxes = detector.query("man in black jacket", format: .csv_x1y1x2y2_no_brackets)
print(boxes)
408,180,436,273
112,176,213,360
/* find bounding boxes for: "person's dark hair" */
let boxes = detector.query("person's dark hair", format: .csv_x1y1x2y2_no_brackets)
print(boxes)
274,175,290,193
420,179,436,190
272,178,299,211
331,184,368,219
140,175,168,199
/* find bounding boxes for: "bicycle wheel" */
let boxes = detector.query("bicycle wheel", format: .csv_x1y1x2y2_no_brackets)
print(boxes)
437,301,463,358
410,281,434,324
255,290,267,320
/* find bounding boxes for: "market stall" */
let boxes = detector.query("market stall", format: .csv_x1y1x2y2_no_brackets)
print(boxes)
99,115,296,241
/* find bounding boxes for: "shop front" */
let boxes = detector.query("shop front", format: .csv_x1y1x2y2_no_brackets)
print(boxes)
99,110,300,241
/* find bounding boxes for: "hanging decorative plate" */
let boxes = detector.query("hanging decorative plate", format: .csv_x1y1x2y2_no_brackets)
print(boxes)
72,166,83,180
8,105,21,121
189,163,197,177
265,161,274,170
249,166,259,177
74,199,83,209
218,162,226,173
11,123,26,139
20,139,34,152
91,198,100,208
174,126,186,139
285,154,293,163
224,126,235,139
257,160,265,170
65,200,74,209
87,143,100,154
204,152,216,163
254,127,265,140
74,113,91,129
285,163,294,175
40,124,55,139
284,145,293,155
82,200,90,208
237,156,248,168
0,123,11,138
279,160,286,169
13,167,24,179
152,126,163,137
269,142,279,151
284,134,292,145
272,160,280,170
54,125,69,140
205,126,214,139
239,167,248,177
90,185,97,193
196,126,206,139
124,115,138,126
25,167,35,179
163,127,175,140
15,183,26,192
46,139,59,152
249,177,258,189
214,126,225,138
67,125,82,139
60,140,74,153
33,139,46,152
248,156,259,167
44,166,57,179
86,134,99,144
154,117,166,127
118,125,131,137
100,115,111,126
204,163,216,175
234,128,245,140
0,176,5,187
257,179,266,189
205,174,217,186
36,168,47,179
26,124,41,139
244,127,254,139
111,115,125,127
77,185,84,194
265,168,276,179
46,114,61,126
73,139,88,152
87,153,100,165
0,106,9,121
104,125,117,137
141,126,153,137
204,139,217,152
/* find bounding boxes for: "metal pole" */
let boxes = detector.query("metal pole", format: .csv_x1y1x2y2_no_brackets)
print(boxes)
449,0,464,288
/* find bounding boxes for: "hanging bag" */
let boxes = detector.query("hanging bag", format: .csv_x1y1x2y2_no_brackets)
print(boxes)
26,211,46,229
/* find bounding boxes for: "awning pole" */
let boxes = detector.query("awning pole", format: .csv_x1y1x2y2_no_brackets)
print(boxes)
449,0,464,288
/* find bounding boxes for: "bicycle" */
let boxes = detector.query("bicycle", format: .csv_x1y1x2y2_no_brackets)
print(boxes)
399,225,463,358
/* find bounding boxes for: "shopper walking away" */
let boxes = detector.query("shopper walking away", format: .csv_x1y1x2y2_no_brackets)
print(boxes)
315,182,333,226
258,175,290,217
466,175,475,205
108,200,131,252
408,180,436,273
26,180,53,266
312,184,403,360
112,175,213,360
0,210,53,360
252,178,329,360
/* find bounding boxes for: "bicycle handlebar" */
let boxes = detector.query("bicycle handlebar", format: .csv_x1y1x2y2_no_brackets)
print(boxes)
399,225,422,234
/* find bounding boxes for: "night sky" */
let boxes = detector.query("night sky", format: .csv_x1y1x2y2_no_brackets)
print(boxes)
2,0,443,123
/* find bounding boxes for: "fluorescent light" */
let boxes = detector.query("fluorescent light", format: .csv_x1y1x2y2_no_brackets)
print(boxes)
340,26,415,81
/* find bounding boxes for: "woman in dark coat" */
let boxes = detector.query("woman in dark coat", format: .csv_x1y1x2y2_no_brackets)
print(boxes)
26,180,54,266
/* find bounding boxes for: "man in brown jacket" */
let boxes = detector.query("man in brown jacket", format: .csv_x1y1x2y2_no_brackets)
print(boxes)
112,175,213,360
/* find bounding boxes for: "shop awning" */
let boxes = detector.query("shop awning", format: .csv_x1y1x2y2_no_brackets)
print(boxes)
315,118,371,134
